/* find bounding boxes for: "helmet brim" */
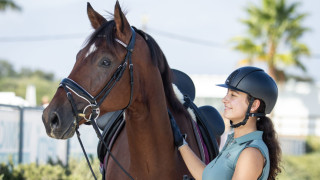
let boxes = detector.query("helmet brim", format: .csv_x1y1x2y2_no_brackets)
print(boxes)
216,84,248,94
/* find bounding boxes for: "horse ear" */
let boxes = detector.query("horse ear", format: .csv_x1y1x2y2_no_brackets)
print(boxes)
114,1,131,40
87,2,107,29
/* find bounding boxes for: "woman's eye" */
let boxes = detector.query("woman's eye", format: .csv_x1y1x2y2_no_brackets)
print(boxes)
101,59,111,67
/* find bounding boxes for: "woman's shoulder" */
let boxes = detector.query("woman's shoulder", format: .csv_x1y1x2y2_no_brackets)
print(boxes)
233,147,265,179
240,147,265,162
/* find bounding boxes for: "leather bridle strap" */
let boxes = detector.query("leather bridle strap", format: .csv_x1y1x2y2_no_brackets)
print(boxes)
59,27,136,180
59,27,136,121
95,27,135,108
75,109,135,180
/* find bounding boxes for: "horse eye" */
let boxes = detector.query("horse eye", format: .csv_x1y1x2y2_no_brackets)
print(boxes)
101,59,111,67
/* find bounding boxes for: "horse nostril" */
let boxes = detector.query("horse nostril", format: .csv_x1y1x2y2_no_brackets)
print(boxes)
50,112,60,129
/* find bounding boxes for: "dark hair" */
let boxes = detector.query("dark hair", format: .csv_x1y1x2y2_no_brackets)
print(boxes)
255,99,282,180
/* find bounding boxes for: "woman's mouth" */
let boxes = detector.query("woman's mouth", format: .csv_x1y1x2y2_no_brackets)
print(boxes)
224,106,231,111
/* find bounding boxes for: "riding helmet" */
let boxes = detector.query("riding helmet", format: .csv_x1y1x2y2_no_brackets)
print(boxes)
217,66,278,114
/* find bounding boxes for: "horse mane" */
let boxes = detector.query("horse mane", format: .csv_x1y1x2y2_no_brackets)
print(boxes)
133,27,191,117
83,20,191,117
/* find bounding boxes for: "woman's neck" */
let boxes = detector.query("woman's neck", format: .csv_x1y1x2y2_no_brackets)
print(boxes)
233,117,257,138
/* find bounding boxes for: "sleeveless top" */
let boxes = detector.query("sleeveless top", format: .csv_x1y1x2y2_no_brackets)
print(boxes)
202,131,270,180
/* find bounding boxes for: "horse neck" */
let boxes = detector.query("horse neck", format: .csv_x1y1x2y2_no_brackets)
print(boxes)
125,70,176,170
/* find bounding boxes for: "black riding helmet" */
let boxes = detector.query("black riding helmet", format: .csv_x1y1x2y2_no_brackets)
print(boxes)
217,66,278,128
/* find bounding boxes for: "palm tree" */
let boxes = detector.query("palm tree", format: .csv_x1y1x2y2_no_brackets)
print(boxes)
232,0,310,82
0,0,21,11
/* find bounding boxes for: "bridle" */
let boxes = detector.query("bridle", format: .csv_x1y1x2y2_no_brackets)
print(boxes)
59,27,136,180
60,27,136,125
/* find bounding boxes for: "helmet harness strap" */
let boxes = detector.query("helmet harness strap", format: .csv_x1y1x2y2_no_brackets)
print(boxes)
230,96,265,128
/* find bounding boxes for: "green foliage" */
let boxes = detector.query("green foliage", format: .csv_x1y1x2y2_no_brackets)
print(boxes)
0,157,101,180
67,157,101,180
0,60,55,81
15,163,67,180
0,60,16,78
0,60,59,105
0,156,23,180
0,0,21,11
2,153,320,180
0,76,59,105
232,0,311,82
278,152,320,180
305,136,320,153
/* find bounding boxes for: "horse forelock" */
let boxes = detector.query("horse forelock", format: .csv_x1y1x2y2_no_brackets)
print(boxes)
81,20,117,59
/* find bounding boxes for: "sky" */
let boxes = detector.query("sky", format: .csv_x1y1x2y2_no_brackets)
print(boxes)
0,0,319,81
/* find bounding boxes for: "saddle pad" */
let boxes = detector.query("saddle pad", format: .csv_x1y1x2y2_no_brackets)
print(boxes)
97,111,124,163
97,110,123,131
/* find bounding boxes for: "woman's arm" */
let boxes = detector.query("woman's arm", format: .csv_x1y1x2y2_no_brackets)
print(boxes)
169,111,206,180
232,147,264,180
179,145,206,180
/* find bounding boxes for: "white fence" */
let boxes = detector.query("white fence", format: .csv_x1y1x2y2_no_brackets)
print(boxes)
0,104,98,165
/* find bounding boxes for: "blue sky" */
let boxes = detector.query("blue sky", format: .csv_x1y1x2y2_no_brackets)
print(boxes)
0,0,319,81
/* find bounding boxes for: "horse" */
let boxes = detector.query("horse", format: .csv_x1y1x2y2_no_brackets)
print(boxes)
42,1,202,179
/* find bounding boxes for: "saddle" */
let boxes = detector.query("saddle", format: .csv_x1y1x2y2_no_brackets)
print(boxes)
96,69,225,167
172,69,224,162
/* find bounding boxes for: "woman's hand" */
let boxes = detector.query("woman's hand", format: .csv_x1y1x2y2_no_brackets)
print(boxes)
168,111,187,148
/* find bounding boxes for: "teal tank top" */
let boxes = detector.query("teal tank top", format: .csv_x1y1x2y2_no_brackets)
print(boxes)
202,131,270,180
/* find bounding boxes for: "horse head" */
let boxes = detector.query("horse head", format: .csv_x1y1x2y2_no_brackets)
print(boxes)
42,2,204,179
42,2,149,139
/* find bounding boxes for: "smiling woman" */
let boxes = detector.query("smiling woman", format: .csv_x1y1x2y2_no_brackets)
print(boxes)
222,89,250,123
171,66,282,180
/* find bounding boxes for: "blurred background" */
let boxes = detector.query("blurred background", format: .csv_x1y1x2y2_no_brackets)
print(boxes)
0,0,319,179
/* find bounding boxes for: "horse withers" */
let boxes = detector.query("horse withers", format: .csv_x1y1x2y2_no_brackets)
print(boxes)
42,1,203,179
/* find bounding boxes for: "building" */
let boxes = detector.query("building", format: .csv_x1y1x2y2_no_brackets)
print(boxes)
0,92,30,106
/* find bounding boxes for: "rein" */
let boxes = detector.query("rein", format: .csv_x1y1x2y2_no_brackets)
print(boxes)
59,27,136,180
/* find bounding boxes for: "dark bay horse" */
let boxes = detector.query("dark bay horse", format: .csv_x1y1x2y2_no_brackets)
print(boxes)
42,2,201,179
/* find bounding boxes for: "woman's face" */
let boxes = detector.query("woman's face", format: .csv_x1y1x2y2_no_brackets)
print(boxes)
222,89,249,123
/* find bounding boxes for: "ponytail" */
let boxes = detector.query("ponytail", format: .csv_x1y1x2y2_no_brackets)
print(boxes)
256,100,282,180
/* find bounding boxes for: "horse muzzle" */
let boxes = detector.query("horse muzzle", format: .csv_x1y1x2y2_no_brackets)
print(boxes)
42,107,76,139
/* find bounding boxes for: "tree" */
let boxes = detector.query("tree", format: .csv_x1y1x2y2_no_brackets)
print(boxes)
0,60,16,78
232,0,310,82
0,60,58,105
0,0,21,11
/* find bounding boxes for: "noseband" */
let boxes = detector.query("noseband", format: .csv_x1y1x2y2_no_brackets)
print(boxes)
60,27,135,124
59,27,136,180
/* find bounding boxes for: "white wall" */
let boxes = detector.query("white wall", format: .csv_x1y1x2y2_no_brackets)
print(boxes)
273,81,320,137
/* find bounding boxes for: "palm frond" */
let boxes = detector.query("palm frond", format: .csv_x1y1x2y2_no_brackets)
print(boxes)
231,0,310,82
0,0,21,11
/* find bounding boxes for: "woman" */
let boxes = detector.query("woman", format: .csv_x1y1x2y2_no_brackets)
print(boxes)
170,66,282,180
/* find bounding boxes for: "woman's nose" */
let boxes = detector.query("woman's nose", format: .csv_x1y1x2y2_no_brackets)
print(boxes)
222,95,228,103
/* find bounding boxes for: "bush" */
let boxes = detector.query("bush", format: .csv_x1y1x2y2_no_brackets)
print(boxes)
15,163,67,180
0,157,23,180
3,153,320,180
67,156,101,180
306,136,320,153
0,157,101,180
278,152,320,180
